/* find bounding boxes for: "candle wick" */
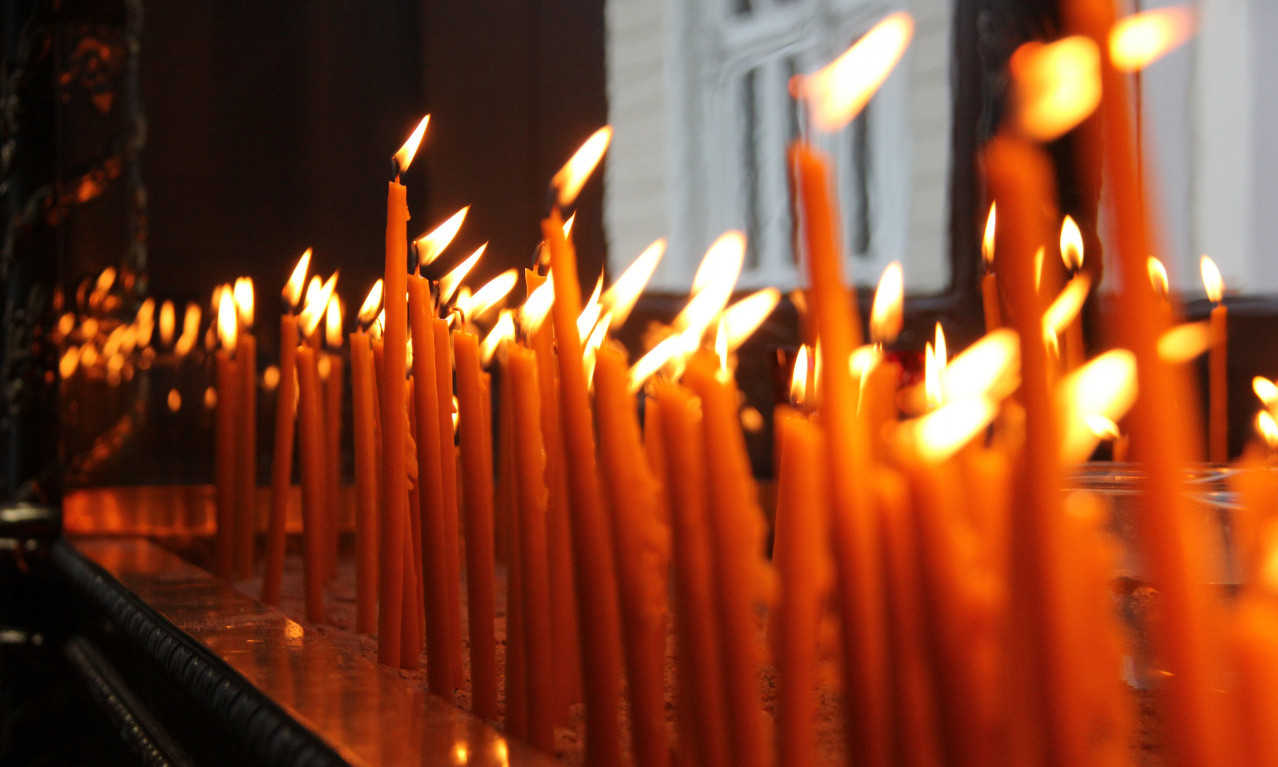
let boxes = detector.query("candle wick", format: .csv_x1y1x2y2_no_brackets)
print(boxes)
408,242,420,276
391,157,403,182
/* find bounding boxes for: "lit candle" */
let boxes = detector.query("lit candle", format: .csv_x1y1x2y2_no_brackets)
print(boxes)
1202,255,1228,462
379,114,428,667
981,202,1002,332
233,277,257,580
324,294,345,578
432,315,465,690
214,288,240,580
263,249,310,605
1059,215,1087,371
351,280,383,634
296,289,331,624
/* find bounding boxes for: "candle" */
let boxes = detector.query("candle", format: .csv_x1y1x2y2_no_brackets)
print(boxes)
656,381,730,767
543,199,623,765
1060,215,1086,371
296,340,327,623
214,289,240,580
263,249,310,605
498,345,528,739
351,280,383,634
407,273,456,691
981,202,1002,332
233,278,257,580
324,295,345,578
379,115,427,666
1202,255,1228,462
453,327,498,720
594,343,670,767
403,379,423,670
432,316,464,690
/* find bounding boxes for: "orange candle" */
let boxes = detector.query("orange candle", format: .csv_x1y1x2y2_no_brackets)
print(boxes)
407,273,454,691
234,299,257,581
790,142,889,767
453,328,498,720
593,343,670,767
214,289,240,579
432,316,464,689
263,311,298,604
682,353,767,767
405,377,426,649
499,348,528,738
402,485,422,670
324,297,345,578
542,211,623,766
351,327,379,634
656,381,729,767
296,343,327,623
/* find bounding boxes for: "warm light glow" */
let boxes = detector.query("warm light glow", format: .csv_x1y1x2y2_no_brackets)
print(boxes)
372,310,385,340
721,288,780,353
299,274,337,338
1147,256,1169,299
982,202,996,267
174,303,201,357
1057,350,1138,463
57,312,75,338
519,274,555,334
393,114,430,174
1110,6,1194,73
849,344,881,379
204,386,218,409
791,12,914,132
583,316,613,384
1011,36,1102,142
600,238,665,327
628,332,696,393
479,310,516,366
234,277,254,329
284,248,312,311
553,127,612,207
59,346,79,379
740,405,764,432
673,231,746,341
462,269,518,320
1200,254,1224,304
925,323,947,409
159,301,175,347
96,267,117,295
358,280,384,328
318,354,332,381
439,243,486,306
136,299,155,347
218,289,238,354
167,388,182,413
1060,215,1083,271
1253,377,1278,408
1157,321,1211,364
943,328,1021,404
414,206,470,270
1086,414,1122,442
304,275,322,311
263,365,280,391
325,295,343,348
1043,274,1092,341
562,213,576,238
869,261,904,344
905,397,999,464
577,300,602,344
1257,411,1278,451
714,321,728,372
790,345,810,406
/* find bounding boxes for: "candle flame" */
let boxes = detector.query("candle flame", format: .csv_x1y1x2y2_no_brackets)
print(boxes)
1011,36,1102,142
1086,414,1121,441
577,272,606,341
600,238,665,327
790,12,914,132
628,331,697,393
1157,321,1211,364
673,231,746,341
1110,5,1195,73
1043,273,1092,341
479,310,516,366
439,243,486,306
463,269,518,321
869,261,904,344
1200,254,1224,304
234,277,255,329
905,397,999,464
393,114,431,174
1257,411,1278,450
1057,350,1138,463
563,213,576,238
160,300,176,345
982,202,997,267
415,206,470,270
849,344,881,379
1253,377,1278,408
175,303,201,357
1147,256,1170,299
96,267,117,294
714,321,729,372
720,287,781,353
358,280,384,327
136,298,155,347
583,315,613,384
59,346,79,379
553,127,612,207
284,248,312,311
943,328,1021,404
519,274,555,334
372,309,386,340
790,345,809,406
325,295,343,348
305,275,322,311
299,274,337,338
1060,214,1084,270
218,289,238,353
925,323,947,409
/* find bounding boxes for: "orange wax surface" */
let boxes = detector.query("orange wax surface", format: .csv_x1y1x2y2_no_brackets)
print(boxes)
263,315,298,604
379,178,409,666
214,349,240,579
351,329,379,634
234,333,257,580
432,316,464,690
295,345,327,623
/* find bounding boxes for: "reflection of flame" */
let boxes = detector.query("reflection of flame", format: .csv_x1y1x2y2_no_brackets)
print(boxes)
600,238,665,327
480,310,516,366
1110,6,1195,73
1060,214,1083,271
553,127,612,207
790,12,914,132
393,114,430,174
869,261,904,344
1157,321,1211,364
1011,37,1102,142
982,202,996,267
284,248,312,311
358,280,384,328
1147,256,1169,299
721,288,780,353
439,244,486,306
790,345,809,406
1200,254,1223,304
415,207,469,270
325,295,343,348
218,289,238,353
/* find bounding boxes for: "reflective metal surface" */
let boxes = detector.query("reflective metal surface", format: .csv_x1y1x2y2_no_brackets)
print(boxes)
72,537,557,766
